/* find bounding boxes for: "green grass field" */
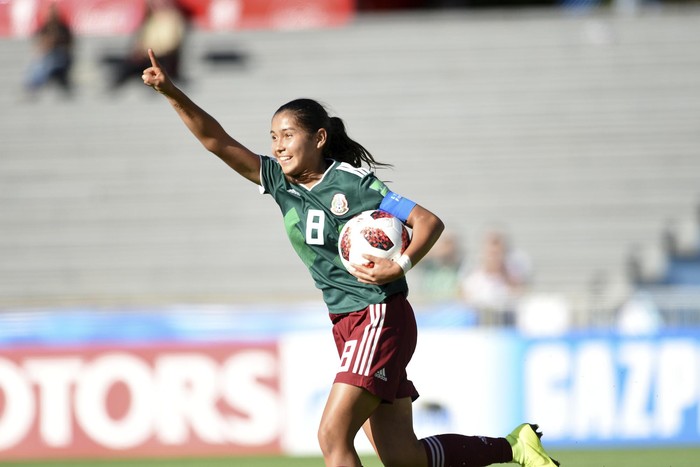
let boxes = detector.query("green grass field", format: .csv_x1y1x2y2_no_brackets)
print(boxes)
3,447,699,467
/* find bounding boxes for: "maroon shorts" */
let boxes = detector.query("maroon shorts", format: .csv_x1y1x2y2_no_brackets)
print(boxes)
329,293,419,403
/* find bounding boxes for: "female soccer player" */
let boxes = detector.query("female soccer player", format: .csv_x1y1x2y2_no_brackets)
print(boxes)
142,49,559,467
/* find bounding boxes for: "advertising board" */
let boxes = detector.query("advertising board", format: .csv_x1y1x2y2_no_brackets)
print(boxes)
523,332,700,447
1,307,699,459
0,342,282,459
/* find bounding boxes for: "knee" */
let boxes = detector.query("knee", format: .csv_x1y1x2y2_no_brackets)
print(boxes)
317,418,346,458
317,421,331,456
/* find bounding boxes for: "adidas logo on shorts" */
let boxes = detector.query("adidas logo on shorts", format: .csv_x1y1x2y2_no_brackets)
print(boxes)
374,367,387,381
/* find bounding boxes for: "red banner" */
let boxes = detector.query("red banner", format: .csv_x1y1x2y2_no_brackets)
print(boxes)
0,0,354,37
0,342,282,460
179,0,355,31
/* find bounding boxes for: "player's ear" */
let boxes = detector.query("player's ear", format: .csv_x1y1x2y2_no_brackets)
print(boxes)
315,128,327,149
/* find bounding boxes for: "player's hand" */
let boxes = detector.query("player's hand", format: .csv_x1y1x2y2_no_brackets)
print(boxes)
142,49,174,95
349,254,404,285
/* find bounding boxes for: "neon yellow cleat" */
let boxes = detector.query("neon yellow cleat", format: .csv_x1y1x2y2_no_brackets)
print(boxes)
507,423,560,467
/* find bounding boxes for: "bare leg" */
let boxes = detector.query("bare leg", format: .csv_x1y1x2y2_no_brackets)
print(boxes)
364,397,514,467
362,396,428,467
318,383,382,467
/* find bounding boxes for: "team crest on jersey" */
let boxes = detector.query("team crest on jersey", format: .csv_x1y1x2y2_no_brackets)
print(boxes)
330,193,349,215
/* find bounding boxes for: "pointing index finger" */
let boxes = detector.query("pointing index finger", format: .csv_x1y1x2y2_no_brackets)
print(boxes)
148,48,160,68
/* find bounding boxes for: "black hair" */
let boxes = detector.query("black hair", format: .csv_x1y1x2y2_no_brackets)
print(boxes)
274,98,392,171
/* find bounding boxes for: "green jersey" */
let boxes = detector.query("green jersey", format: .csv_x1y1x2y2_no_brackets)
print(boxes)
259,155,408,313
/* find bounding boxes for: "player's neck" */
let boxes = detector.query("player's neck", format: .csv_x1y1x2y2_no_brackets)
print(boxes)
293,173,323,189
289,160,331,189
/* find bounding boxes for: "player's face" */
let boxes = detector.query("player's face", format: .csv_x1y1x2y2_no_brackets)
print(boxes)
270,111,325,181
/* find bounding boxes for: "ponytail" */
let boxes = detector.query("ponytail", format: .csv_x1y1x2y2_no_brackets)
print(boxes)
274,98,392,171
326,116,391,170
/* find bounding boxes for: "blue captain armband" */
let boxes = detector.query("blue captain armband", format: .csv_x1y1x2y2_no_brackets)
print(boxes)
379,191,417,223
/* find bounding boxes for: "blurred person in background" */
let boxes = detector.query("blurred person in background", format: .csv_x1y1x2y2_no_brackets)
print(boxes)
414,230,464,302
109,0,188,91
24,1,74,99
142,50,559,467
460,228,532,326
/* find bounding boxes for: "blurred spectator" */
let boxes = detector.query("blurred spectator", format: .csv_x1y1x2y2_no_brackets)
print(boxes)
24,1,74,99
415,231,464,302
459,229,532,326
616,292,663,335
108,0,189,91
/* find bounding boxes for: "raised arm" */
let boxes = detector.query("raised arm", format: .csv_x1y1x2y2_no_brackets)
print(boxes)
142,49,261,184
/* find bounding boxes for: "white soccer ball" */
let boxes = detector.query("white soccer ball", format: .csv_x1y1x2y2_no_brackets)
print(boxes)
338,210,411,272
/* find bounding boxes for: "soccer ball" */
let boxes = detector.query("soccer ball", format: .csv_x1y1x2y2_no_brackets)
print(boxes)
338,210,411,272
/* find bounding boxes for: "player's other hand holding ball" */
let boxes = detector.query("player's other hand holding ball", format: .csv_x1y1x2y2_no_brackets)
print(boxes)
142,49,174,95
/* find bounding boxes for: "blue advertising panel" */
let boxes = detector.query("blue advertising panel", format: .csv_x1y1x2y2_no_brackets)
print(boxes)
520,331,700,448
